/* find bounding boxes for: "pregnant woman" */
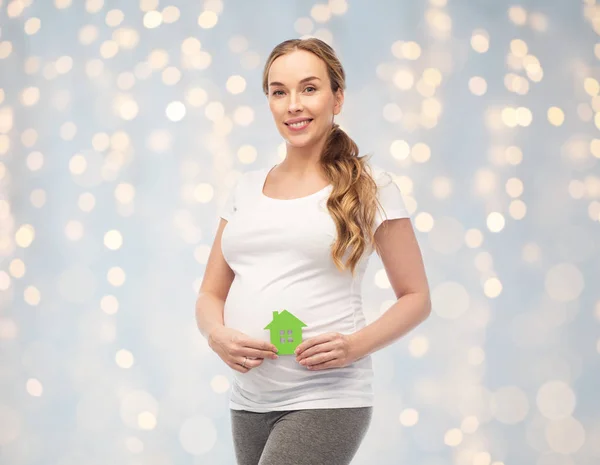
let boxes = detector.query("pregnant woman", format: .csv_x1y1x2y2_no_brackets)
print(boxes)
196,37,431,465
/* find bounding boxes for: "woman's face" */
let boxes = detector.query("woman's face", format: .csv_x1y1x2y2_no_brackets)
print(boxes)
267,49,343,149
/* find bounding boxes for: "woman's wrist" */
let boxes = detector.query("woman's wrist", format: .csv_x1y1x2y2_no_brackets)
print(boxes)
207,324,225,349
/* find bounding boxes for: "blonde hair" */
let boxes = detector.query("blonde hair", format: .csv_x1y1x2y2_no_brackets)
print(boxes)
262,38,386,277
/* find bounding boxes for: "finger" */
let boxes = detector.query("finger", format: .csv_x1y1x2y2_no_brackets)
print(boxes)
242,338,279,354
295,332,336,355
297,341,336,361
245,357,264,368
245,348,278,360
304,351,337,367
306,358,339,371
235,357,264,370
229,360,249,373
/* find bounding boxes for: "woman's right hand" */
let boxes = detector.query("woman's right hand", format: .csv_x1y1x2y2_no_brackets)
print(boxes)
208,326,279,373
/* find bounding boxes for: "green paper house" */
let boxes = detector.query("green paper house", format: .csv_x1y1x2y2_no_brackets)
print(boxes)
264,310,307,355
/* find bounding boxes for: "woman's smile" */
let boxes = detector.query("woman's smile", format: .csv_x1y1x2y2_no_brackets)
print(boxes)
285,119,313,131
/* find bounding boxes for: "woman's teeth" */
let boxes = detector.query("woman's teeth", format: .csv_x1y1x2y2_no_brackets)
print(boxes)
289,120,311,128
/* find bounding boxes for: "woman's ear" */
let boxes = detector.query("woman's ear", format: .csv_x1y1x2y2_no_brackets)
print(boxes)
333,88,344,115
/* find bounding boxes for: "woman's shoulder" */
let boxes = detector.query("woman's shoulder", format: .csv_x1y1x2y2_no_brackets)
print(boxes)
228,166,266,191
368,165,395,188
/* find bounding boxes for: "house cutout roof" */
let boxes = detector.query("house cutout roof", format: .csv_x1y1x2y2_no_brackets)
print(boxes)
264,310,307,330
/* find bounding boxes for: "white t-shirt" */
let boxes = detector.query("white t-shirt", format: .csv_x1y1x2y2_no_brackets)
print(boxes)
219,164,410,412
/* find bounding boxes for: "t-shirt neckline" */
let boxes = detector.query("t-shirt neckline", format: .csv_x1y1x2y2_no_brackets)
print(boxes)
260,164,332,202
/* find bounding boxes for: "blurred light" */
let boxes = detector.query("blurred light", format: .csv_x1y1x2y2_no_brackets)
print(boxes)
393,69,414,90
86,0,104,14
105,9,124,27
226,75,246,94
166,101,186,121
469,76,487,95
162,6,181,23
444,428,463,446
408,336,429,358
101,295,119,315
22,128,38,147
9,259,25,278
487,212,506,232
24,286,41,306
465,229,484,248
461,416,480,433
55,0,73,8
198,11,218,28
144,11,162,29
125,436,144,453
471,29,490,53
107,266,126,286
584,77,600,96
79,25,99,45
506,177,524,198
508,5,527,25
415,212,434,233
537,381,576,420
162,67,182,85
21,87,40,106
104,230,123,250
468,347,485,366
116,349,134,368
16,225,35,248
382,103,403,122
484,277,503,298
0,41,13,59
390,139,410,160
60,122,77,140
30,189,46,208
547,107,565,126
529,12,549,31
311,3,332,23
399,408,419,427
26,378,43,397
295,17,314,35
140,0,158,12
411,142,431,163
100,40,119,59
329,0,349,15
545,417,585,454
24,18,41,35
113,28,140,49
510,39,528,58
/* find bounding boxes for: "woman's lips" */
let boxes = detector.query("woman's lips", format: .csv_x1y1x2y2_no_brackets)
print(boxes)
285,119,313,131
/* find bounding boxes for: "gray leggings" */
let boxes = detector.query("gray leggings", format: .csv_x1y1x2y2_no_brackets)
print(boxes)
230,406,373,465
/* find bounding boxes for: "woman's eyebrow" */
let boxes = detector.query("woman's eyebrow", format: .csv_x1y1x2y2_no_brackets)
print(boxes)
268,76,321,87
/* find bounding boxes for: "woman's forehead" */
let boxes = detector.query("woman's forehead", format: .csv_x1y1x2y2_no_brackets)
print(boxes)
269,51,327,83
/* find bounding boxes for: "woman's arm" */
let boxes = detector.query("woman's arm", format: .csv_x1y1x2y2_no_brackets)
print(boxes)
351,217,431,359
196,219,235,345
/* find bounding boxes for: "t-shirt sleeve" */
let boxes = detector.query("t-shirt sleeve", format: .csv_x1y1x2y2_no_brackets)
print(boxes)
219,174,243,222
373,171,410,233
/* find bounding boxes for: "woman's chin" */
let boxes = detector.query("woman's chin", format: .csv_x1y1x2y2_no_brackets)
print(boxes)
283,136,312,147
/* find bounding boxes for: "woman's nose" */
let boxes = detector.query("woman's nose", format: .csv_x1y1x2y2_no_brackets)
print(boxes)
288,94,303,112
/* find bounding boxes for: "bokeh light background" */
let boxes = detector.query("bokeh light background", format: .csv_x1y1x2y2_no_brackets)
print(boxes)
1,0,599,464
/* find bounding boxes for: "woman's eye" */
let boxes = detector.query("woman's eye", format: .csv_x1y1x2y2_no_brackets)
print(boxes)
272,86,316,97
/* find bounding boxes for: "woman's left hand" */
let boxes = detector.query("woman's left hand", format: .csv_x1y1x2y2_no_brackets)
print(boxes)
295,332,359,370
